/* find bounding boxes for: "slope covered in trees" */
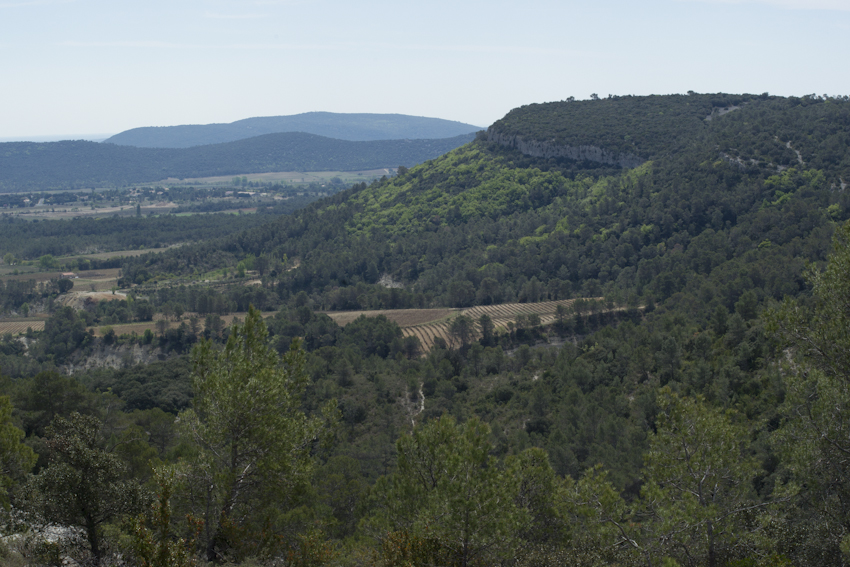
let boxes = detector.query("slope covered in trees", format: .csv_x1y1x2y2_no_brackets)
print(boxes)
489,93,850,175
0,132,475,191
126,94,850,319
488,92,757,161
3,93,850,566
104,112,483,148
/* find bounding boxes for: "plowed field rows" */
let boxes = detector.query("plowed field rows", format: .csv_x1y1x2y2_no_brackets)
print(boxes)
324,309,453,327
0,320,45,334
399,298,602,351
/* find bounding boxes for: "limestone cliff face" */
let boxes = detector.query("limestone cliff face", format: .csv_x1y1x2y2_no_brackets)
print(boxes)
485,129,645,169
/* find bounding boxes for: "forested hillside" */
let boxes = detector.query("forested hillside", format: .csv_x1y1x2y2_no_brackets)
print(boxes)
105,112,482,148
3,93,850,567
488,92,754,161
126,94,850,318
0,132,475,191
489,93,850,175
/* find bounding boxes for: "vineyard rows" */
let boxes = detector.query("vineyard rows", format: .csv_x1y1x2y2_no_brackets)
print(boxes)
402,298,598,351
0,321,45,335
0,299,602,354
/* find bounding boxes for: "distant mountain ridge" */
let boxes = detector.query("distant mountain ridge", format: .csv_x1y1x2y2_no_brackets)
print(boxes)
0,132,476,191
104,112,482,148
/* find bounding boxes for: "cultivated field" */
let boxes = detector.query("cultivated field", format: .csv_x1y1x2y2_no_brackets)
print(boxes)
461,299,597,329
0,319,45,334
66,269,123,292
324,299,605,351
90,321,155,337
324,308,454,328
401,299,589,351
0,269,128,294
1,287,601,355
0,252,165,283
90,300,605,352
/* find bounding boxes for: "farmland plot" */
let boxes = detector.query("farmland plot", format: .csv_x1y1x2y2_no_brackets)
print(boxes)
401,298,602,351
324,308,454,328
0,319,45,334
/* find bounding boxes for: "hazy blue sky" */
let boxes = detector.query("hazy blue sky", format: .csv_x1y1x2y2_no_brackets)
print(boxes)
2,0,849,139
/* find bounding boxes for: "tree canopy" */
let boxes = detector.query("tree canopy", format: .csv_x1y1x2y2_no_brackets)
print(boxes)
179,306,336,561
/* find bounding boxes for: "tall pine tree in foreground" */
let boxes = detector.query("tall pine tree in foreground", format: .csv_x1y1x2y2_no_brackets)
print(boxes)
769,219,850,563
179,306,336,562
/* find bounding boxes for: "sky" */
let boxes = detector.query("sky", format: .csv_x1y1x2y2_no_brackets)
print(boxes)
2,0,849,140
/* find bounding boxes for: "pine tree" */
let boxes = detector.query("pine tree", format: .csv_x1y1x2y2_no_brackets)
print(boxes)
0,395,36,509
179,306,335,561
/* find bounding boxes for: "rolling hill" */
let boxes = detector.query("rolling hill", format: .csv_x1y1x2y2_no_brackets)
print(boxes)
0,132,475,191
104,112,483,148
127,93,850,320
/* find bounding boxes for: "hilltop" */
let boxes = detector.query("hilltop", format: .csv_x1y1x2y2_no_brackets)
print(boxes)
104,111,483,148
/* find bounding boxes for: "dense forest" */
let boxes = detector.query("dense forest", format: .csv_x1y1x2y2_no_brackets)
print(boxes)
0,133,475,191
489,92,758,161
105,112,482,148
1,93,850,566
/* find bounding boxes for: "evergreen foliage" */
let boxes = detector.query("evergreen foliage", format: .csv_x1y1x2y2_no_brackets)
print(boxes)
123,95,850,323
768,219,850,561
640,389,763,566
0,133,475,191
372,415,525,566
0,214,259,261
0,395,36,508
3,93,850,566
178,307,337,561
24,412,149,566
489,92,760,159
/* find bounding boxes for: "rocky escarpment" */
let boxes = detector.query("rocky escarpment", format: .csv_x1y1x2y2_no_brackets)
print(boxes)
486,129,645,169
64,342,168,374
